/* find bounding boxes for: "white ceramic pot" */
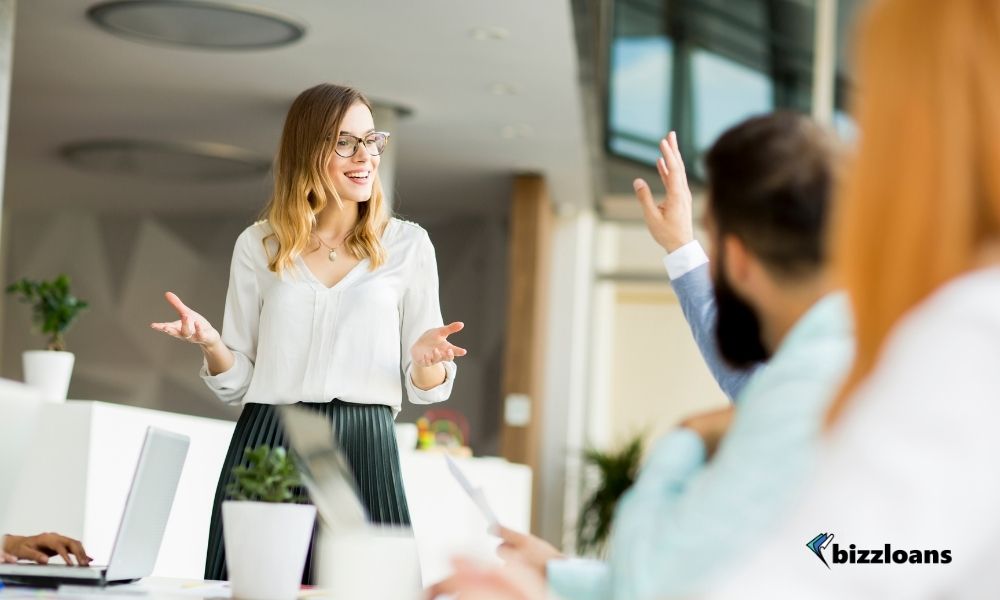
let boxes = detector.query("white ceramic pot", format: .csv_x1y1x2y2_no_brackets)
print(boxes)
223,501,317,600
22,350,75,402
315,526,422,600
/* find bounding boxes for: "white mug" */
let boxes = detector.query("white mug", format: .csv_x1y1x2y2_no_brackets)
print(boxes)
315,526,422,600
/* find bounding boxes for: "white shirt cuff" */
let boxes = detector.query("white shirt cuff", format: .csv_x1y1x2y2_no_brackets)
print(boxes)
405,360,457,405
663,240,709,281
200,354,250,394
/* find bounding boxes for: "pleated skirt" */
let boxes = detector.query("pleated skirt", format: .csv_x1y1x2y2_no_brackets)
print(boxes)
204,400,411,584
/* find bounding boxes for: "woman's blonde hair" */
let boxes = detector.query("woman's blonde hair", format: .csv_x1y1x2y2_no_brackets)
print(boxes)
827,0,1000,423
260,83,390,274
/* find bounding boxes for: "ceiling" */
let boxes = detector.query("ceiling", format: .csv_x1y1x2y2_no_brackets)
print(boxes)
5,0,593,219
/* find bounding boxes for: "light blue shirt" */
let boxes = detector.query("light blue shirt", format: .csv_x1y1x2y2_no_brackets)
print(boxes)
548,256,853,600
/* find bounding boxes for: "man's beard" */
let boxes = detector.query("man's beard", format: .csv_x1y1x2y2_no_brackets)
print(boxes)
713,251,770,369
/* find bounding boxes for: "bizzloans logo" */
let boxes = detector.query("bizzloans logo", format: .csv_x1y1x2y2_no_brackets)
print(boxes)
806,532,952,568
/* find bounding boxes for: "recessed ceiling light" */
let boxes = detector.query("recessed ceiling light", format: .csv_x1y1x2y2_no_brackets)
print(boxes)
501,125,534,139
489,83,520,96
469,26,509,41
87,0,305,50
61,139,271,181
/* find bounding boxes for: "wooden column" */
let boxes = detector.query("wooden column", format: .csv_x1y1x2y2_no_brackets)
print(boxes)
500,175,553,533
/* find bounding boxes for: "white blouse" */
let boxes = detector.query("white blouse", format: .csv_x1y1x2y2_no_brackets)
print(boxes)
200,218,456,415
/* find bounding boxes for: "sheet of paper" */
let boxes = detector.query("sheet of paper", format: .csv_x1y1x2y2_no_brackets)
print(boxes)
444,454,500,529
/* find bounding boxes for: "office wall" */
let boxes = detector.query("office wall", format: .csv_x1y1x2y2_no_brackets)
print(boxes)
610,283,728,445
0,0,15,355
1,206,509,456
2,210,246,420
403,209,509,456
590,220,729,453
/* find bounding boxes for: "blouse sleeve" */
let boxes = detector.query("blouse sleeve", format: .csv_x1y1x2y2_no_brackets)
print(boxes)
400,229,457,405
200,230,260,405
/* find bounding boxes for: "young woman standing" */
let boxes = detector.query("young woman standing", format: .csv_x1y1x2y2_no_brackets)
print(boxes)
151,83,465,582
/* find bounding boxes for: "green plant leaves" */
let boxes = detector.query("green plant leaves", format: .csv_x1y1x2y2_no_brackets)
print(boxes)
576,434,645,558
225,445,307,504
6,274,88,351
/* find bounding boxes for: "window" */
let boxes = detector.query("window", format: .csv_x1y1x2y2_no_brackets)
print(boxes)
609,35,673,164
691,48,772,159
607,0,818,177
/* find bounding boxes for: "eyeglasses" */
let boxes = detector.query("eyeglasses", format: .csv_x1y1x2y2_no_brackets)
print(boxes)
330,131,390,158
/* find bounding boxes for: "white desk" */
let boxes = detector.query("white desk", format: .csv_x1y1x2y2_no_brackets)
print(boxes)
1,401,234,580
0,400,530,584
0,577,245,599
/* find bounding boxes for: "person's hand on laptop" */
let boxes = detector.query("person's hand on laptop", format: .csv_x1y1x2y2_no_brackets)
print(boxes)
3,532,93,566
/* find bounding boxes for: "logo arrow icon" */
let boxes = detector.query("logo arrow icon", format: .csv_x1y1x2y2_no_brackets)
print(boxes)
807,532,834,569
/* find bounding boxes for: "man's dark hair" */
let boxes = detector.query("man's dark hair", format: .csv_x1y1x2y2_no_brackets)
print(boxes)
705,111,839,279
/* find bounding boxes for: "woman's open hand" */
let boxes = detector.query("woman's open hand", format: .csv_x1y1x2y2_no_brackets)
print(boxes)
150,291,220,347
411,322,467,367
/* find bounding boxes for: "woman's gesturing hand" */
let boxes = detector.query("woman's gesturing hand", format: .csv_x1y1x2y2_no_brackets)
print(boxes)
150,291,221,347
411,321,467,367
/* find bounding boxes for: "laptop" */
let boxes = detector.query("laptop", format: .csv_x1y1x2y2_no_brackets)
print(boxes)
277,405,367,534
0,426,190,587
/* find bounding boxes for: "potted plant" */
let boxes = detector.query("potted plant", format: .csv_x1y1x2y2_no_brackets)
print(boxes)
223,445,316,600
6,274,88,402
575,433,645,558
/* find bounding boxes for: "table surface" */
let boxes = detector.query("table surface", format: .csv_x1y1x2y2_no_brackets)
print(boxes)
0,577,340,599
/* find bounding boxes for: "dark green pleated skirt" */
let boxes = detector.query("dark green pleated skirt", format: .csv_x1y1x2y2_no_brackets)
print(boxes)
204,400,411,584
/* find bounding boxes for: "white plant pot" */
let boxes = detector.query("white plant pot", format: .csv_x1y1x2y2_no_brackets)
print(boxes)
316,526,422,600
22,350,75,402
223,501,316,600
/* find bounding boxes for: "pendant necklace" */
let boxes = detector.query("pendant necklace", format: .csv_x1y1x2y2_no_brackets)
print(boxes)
314,233,341,262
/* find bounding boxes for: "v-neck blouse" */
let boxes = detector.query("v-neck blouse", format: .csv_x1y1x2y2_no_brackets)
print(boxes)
200,218,456,415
